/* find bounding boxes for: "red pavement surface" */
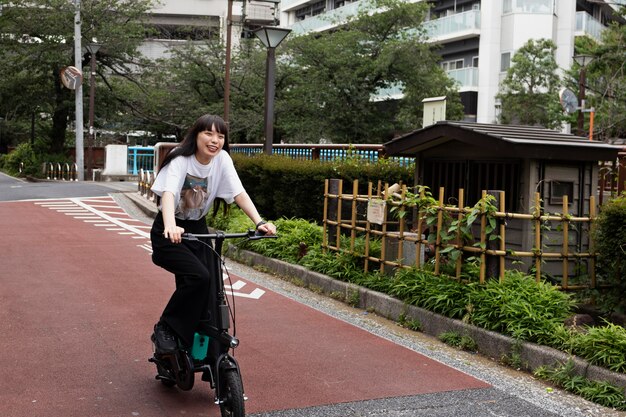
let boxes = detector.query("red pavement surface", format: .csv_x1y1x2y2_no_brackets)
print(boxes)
0,198,490,417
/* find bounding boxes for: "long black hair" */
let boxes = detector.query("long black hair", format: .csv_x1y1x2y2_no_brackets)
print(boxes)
158,114,230,171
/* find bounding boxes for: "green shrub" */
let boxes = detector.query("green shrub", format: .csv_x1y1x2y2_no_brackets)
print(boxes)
535,361,626,410
1,142,73,178
467,271,575,344
592,194,626,314
248,217,323,264
439,331,478,352
233,153,412,223
570,321,626,373
388,268,471,320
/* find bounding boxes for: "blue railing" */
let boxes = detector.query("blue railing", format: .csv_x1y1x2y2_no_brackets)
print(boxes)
128,146,155,174
229,143,414,167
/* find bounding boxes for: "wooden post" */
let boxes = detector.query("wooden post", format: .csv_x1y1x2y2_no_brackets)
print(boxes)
455,189,465,280
534,192,542,283
479,190,487,284
396,185,407,268
364,182,373,272
323,179,329,253
562,195,570,289
327,178,341,250
499,191,506,283
434,187,444,276
350,180,358,253
486,190,503,280
415,187,425,269
336,179,343,250
589,195,596,288
380,183,389,274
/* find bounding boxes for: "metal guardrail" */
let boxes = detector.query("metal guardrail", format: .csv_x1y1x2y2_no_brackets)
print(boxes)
138,168,156,201
42,162,78,181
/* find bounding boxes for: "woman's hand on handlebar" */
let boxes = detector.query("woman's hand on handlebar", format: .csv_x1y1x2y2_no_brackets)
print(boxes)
163,224,185,244
257,221,277,236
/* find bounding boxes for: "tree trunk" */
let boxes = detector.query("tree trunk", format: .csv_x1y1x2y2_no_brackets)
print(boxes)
49,70,71,154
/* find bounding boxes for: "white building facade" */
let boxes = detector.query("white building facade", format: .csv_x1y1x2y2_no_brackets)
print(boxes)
280,0,625,123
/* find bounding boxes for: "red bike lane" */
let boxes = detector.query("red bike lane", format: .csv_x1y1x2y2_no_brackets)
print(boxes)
0,198,490,417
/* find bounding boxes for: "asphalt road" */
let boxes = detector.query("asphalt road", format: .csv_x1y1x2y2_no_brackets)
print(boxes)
1,173,623,417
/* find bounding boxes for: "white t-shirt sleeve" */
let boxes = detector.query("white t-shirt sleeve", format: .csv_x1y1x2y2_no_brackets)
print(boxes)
151,156,186,200
215,152,245,204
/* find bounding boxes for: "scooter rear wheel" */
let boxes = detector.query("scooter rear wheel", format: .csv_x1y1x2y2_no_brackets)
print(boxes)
219,369,245,417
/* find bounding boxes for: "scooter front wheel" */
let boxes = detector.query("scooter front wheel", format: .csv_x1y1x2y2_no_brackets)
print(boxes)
219,369,245,417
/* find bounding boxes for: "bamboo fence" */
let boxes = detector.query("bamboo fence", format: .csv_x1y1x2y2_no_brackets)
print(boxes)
323,179,599,290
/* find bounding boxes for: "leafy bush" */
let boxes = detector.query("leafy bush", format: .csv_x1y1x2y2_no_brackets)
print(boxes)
592,194,626,314
388,268,471,319
535,361,626,410
233,153,412,223
467,271,575,344
569,321,626,373
1,142,72,178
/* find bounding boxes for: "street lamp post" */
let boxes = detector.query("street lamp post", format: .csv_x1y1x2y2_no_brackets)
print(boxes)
573,54,594,138
85,42,101,180
253,26,291,155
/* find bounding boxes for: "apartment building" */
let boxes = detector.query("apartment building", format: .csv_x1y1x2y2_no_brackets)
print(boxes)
140,0,279,60
280,0,625,123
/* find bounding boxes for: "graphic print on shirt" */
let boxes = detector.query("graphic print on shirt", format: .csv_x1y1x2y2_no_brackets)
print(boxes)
177,174,209,220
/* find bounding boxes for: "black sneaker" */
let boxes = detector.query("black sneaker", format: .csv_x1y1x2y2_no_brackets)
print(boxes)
152,322,178,354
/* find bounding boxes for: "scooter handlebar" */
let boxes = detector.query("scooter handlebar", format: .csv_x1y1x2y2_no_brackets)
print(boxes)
182,230,278,241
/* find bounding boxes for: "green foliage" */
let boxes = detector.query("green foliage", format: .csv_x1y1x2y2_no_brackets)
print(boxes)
467,271,575,344
207,204,253,232
497,38,565,129
592,194,626,314
388,268,471,319
535,361,626,410
1,142,71,178
233,153,412,223
390,187,500,268
570,321,626,373
0,0,155,153
438,331,478,352
248,218,323,264
280,0,463,143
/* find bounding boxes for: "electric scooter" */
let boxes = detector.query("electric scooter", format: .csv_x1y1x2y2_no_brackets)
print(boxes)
149,229,276,417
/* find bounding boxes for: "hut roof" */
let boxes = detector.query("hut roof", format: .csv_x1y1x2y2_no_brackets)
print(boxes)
384,121,621,161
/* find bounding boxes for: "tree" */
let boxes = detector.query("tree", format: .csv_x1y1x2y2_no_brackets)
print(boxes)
278,0,463,144
572,10,626,143
0,0,154,153
108,37,267,143
497,38,564,129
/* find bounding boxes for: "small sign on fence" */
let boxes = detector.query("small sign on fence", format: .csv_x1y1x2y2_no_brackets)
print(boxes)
367,198,386,225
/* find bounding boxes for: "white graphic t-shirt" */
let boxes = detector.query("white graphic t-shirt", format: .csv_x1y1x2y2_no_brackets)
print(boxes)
151,150,245,221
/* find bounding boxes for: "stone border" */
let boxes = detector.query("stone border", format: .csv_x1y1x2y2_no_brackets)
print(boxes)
227,245,626,393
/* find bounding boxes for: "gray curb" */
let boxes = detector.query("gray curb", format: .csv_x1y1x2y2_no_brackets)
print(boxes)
226,245,626,393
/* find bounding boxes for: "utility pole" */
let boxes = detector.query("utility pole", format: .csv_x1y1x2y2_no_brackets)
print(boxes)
74,0,85,181
223,0,233,124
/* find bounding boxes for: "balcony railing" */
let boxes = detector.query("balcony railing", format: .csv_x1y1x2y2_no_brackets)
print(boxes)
289,1,365,35
447,67,479,89
576,11,606,42
423,9,481,42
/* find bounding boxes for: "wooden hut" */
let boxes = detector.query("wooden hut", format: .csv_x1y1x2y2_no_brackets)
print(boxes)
384,121,621,278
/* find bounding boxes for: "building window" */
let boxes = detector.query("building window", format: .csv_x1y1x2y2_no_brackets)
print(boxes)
500,52,511,72
441,59,464,71
549,181,574,205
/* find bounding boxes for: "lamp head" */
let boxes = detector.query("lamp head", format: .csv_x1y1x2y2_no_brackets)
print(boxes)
253,26,291,48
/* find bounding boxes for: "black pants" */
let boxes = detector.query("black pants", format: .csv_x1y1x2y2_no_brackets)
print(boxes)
150,212,215,347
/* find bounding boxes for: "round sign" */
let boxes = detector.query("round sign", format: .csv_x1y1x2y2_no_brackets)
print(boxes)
559,88,578,114
60,66,83,90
